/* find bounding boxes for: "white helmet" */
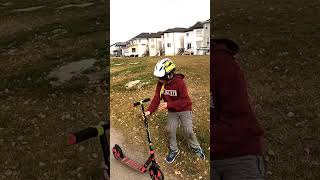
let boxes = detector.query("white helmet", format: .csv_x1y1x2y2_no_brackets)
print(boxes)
153,58,176,78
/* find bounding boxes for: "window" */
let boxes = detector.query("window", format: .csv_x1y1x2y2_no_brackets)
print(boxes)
187,43,192,49
186,33,189,37
139,39,141,42
196,29,202,36
167,33,169,37
132,48,136,53
196,41,202,47
151,39,154,42
167,43,171,47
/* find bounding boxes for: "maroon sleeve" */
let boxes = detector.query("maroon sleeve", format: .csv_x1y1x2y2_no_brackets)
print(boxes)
212,52,254,140
167,79,192,110
147,82,162,113
217,59,252,118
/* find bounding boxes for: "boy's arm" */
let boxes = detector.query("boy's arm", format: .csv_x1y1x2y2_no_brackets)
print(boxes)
212,54,254,139
167,80,192,110
147,82,162,113
216,59,251,117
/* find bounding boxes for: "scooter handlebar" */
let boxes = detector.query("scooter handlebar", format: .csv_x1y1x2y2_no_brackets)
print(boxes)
133,98,150,107
68,124,108,145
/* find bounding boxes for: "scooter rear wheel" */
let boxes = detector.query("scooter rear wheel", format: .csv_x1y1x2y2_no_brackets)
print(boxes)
112,144,124,160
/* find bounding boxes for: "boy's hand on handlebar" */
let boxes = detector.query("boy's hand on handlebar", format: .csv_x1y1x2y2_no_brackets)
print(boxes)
159,102,167,111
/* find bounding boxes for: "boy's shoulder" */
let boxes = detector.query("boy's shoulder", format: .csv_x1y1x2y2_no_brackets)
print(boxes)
172,74,187,85
173,74,185,80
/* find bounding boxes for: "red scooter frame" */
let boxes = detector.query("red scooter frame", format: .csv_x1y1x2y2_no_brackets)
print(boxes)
112,98,164,180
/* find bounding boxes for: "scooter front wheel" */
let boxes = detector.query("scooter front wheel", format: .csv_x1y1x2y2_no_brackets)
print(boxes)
149,164,164,180
112,144,124,160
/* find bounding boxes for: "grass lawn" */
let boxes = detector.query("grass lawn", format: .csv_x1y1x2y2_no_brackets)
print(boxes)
212,0,320,179
0,1,108,179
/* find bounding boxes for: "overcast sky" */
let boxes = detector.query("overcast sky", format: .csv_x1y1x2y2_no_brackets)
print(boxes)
110,0,210,45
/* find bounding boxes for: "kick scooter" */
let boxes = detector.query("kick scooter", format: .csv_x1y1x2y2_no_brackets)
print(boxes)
112,98,164,180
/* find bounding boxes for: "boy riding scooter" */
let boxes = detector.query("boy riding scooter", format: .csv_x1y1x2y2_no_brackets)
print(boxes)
145,58,205,163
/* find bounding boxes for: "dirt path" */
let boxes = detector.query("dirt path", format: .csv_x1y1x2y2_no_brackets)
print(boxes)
110,127,181,180
110,128,150,180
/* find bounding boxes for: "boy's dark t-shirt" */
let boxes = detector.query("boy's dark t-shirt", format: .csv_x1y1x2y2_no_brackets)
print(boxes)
211,41,264,160
147,74,192,113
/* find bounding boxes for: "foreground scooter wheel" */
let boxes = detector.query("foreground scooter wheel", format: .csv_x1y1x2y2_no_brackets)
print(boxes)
149,164,164,180
112,144,124,160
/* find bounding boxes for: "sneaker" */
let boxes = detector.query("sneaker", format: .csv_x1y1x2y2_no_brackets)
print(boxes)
165,149,180,163
194,147,206,160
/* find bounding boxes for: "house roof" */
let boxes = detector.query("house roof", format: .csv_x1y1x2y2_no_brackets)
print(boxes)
110,41,128,47
148,31,163,38
185,22,204,32
116,42,128,46
132,32,151,39
163,27,187,33
203,19,210,24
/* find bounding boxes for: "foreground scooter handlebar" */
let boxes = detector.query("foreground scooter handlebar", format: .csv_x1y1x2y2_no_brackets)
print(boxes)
68,123,109,145
133,98,150,107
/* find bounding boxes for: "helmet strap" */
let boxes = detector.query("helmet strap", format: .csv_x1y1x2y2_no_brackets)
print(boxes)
167,72,173,79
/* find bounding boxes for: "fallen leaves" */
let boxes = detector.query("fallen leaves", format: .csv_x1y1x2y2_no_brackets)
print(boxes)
78,145,85,152
287,112,295,117
39,162,46,167
304,147,310,156
268,149,276,157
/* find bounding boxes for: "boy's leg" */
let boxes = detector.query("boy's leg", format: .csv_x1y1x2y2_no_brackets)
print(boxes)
166,112,179,151
216,155,265,180
178,111,200,149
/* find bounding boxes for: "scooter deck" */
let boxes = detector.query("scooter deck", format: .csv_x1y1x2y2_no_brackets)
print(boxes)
119,156,147,174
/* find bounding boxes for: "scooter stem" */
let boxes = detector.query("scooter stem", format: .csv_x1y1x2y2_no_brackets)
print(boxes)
141,103,148,121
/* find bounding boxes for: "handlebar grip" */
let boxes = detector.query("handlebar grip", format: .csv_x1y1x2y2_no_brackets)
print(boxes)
133,98,150,107
68,127,98,145
143,98,151,102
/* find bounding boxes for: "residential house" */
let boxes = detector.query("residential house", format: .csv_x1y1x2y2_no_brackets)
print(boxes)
184,20,210,55
202,19,210,54
148,31,164,56
184,22,203,55
110,42,128,57
113,18,210,57
160,33,165,55
127,33,150,57
163,28,187,56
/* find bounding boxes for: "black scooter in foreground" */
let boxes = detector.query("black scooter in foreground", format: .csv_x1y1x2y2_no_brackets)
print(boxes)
68,122,110,179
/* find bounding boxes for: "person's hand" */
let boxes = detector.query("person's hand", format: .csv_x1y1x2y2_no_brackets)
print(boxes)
144,111,151,116
159,102,167,111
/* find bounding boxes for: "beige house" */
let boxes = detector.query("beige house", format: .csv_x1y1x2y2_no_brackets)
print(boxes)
127,33,150,57
148,32,164,56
